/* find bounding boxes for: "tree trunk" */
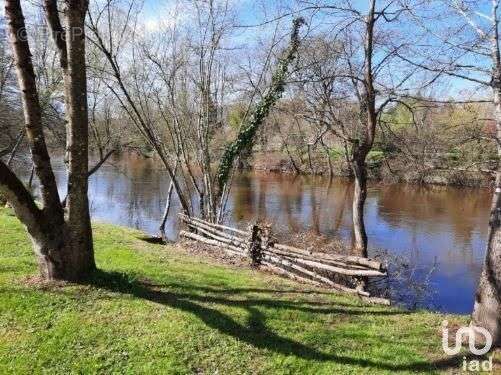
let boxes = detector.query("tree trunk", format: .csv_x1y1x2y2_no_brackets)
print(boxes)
159,179,174,241
33,227,92,280
471,87,501,346
62,1,95,274
4,0,96,281
351,156,368,257
0,162,92,281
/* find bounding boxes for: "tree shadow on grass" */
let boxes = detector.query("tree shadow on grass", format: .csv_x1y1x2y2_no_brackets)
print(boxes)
84,269,476,373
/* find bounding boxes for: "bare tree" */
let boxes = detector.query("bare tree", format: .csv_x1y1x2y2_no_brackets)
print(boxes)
87,0,304,234
143,0,238,223
0,0,95,280
295,1,421,257
86,0,193,219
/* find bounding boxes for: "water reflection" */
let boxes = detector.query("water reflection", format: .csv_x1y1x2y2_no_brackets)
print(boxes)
16,153,490,313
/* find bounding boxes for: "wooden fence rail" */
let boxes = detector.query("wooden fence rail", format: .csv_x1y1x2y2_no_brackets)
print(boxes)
179,214,389,305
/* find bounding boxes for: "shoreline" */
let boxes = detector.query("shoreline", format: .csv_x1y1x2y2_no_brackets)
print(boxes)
249,151,492,188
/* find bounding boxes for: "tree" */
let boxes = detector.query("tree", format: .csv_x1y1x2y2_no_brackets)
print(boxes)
0,20,22,160
296,0,420,257
401,0,501,346
88,0,304,230
86,0,193,221
215,17,305,217
0,0,95,280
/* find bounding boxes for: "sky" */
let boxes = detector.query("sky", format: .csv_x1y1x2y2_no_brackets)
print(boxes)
0,0,494,100
140,0,263,31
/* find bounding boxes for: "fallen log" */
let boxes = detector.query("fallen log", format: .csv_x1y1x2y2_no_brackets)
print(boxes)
180,214,250,236
266,247,383,274
273,243,383,271
261,260,323,286
262,253,370,297
263,260,390,305
181,215,383,270
265,250,386,277
184,219,248,245
185,222,384,276
178,216,390,305
186,224,247,250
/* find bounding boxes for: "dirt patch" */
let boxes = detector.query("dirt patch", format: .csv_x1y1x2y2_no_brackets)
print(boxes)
176,239,250,268
21,275,69,289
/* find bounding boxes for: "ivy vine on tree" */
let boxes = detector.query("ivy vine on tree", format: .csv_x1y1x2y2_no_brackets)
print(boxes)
216,17,305,197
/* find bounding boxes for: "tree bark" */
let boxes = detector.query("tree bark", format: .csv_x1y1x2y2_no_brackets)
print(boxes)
351,155,368,258
0,160,92,280
5,0,63,223
3,0,95,281
61,0,95,274
471,2,501,347
471,87,501,346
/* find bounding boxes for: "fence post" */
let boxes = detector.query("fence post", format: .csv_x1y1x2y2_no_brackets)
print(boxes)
261,223,272,252
247,223,262,267
355,277,367,293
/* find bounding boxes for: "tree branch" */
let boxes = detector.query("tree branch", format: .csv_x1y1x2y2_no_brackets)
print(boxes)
0,160,44,238
88,149,116,177
5,0,64,219
43,0,68,70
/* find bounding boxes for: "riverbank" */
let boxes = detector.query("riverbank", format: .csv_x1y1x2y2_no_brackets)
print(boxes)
0,208,496,373
251,151,491,187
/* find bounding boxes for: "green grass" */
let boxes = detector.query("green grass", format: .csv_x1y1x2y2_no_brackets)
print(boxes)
0,208,478,374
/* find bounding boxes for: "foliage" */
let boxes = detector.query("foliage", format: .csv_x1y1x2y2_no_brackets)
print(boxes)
328,146,345,161
0,208,479,374
371,99,496,183
367,150,385,165
381,100,420,131
216,18,305,195
227,103,247,130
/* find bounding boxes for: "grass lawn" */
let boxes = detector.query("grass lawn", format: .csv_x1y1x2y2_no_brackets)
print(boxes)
0,207,491,374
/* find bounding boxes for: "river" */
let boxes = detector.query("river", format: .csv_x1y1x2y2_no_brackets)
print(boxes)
26,153,490,314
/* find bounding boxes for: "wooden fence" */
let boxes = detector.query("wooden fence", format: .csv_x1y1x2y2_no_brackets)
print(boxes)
179,214,389,305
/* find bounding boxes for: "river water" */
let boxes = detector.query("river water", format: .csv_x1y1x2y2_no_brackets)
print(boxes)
33,153,490,314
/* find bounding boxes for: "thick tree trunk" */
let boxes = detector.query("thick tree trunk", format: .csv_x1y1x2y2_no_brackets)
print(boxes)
351,156,368,258
62,1,95,274
471,88,501,346
32,227,91,281
0,160,93,280
471,179,501,346
4,0,95,281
